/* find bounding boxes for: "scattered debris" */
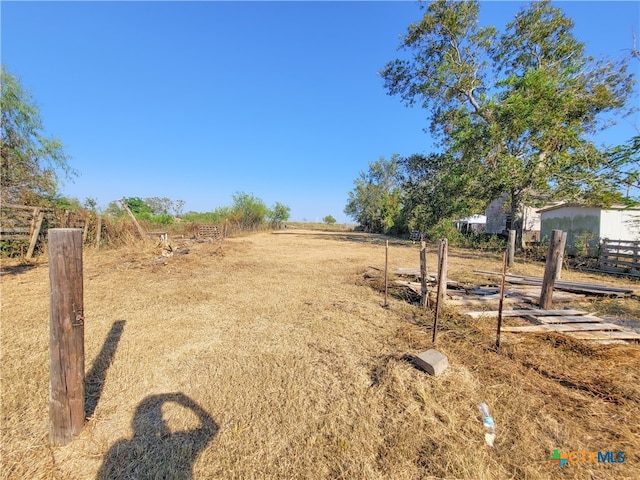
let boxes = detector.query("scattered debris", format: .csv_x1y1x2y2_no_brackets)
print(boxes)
479,403,496,447
386,267,639,344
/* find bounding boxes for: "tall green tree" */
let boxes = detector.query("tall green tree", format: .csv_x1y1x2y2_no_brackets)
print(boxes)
267,202,291,228
398,153,485,232
1,66,74,205
381,0,635,227
344,156,402,233
231,192,269,229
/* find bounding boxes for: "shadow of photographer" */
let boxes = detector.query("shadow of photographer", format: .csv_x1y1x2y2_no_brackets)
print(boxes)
98,392,217,480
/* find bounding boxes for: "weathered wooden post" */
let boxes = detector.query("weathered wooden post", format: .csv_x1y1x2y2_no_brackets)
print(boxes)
433,238,448,343
26,209,44,260
507,230,516,267
49,228,85,446
384,240,389,308
82,217,90,244
95,215,102,249
420,240,428,308
555,231,568,279
496,251,508,349
437,239,448,307
120,199,146,239
539,229,564,309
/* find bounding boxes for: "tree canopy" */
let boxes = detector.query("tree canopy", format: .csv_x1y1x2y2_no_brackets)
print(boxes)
230,192,270,230
381,0,636,227
344,156,402,234
1,66,75,205
398,153,485,233
267,202,291,228
603,135,640,200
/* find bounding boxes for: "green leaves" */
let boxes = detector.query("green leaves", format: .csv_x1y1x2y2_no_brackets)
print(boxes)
231,192,270,230
267,202,291,228
344,156,402,234
380,0,636,226
398,153,487,232
1,66,75,205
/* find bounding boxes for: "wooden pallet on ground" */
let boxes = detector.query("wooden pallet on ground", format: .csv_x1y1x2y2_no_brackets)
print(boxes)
465,309,588,319
473,270,634,297
465,308,640,343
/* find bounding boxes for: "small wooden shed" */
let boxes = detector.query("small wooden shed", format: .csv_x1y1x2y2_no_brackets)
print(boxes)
539,204,640,256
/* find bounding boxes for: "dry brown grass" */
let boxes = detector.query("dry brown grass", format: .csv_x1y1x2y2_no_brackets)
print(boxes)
1,229,639,479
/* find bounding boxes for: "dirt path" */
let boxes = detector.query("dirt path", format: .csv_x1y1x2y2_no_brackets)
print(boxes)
1,230,638,479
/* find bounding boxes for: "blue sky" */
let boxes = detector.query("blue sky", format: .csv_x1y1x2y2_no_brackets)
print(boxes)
2,1,639,223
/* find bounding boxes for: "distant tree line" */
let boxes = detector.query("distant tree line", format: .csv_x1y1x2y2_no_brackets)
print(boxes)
103,193,290,230
345,0,638,238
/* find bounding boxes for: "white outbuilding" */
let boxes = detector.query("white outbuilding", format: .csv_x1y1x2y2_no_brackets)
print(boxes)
538,203,640,255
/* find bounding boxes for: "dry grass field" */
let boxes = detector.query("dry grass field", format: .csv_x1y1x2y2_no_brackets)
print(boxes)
1,229,639,479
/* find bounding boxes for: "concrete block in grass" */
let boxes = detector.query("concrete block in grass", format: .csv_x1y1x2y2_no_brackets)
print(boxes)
414,349,448,376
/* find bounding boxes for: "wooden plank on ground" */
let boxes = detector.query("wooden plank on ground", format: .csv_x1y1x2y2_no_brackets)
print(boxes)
467,287,500,295
396,267,421,276
466,309,588,319
501,325,555,332
533,315,603,324
395,269,437,281
0,226,32,234
502,323,625,333
565,331,640,341
552,323,625,331
511,289,580,303
473,270,633,295
449,296,528,307
394,280,421,294
394,279,458,292
0,234,30,241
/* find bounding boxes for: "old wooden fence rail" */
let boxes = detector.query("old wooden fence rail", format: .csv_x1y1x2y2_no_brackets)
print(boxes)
1,204,98,258
599,239,640,275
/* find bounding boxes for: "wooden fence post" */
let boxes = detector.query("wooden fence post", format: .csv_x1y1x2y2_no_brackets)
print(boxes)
49,229,85,446
437,239,448,308
496,251,508,349
555,231,568,279
384,240,389,307
82,217,90,244
95,215,102,249
29,206,39,234
598,238,608,270
539,229,563,309
26,210,44,260
507,230,516,267
120,200,146,239
433,238,448,343
420,240,428,308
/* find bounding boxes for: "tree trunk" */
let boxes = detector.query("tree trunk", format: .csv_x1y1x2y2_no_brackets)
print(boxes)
509,189,520,240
